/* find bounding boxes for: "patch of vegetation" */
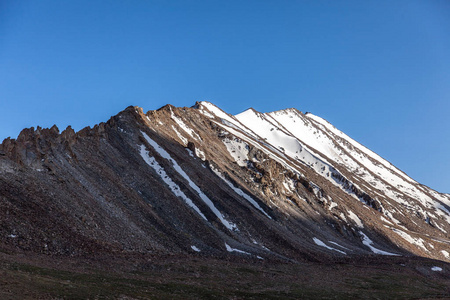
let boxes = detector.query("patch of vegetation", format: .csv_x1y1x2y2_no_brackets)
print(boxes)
0,256,449,299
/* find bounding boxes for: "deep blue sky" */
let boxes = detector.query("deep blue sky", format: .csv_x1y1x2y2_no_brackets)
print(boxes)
1,1,449,192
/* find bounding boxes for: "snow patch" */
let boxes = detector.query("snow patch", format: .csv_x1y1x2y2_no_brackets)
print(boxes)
391,228,428,251
268,108,447,221
141,131,237,231
234,108,384,208
225,243,250,255
360,231,398,256
282,177,296,193
139,145,207,220
431,266,442,272
191,245,201,252
170,108,201,141
380,216,393,224
211,166,271,219
328,241,349,250
313,237,346,255
195,148,206,161
186,148,194,157
199,102,260,139
172,126,188,146
348,211,364,228
198,108,215,118
223,138,249,167
329,202,338,210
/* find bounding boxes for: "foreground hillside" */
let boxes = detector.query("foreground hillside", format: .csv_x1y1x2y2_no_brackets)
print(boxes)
0,252,449,299
0,102,449,298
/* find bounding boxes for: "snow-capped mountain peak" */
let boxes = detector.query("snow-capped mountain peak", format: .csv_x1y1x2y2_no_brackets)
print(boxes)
1,102,449,265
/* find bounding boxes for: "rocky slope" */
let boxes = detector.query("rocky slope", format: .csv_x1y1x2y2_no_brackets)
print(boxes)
0,102,449,264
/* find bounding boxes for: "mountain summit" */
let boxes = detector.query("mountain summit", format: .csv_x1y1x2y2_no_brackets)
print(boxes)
0,102,449,297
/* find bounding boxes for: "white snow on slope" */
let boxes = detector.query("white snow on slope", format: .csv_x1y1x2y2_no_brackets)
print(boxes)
170,107,201,141
197,105,215,118
266,109,450,229
139,145,207,220
200,102,301,169
431,266,442,272
328,241,349,250
305,112,449,216
141,131,237,231
348,211,364,228
172,126,188,146
313,237,346,255
186,148,194,157
199,102,260,140
225,243,250,255
391,228,428,251
236,110,328,171
282,177,296,192
194,103,449,239
195,148,206,161
200,104,300,176
200,102,238,124
269,109,343,165
210,119,303,177
329,202,338,210
197,104,302,177
211,166,271,219
191,245,201,252
234,108,370,204
235,109,310,164
199,102,450,219
306,113,410,181
359,231,398,256
222,138,249,167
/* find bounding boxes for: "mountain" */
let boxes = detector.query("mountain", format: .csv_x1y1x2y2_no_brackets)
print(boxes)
0,102,449,298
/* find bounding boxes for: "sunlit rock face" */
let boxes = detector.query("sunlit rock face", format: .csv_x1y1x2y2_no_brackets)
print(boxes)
0,102,448,263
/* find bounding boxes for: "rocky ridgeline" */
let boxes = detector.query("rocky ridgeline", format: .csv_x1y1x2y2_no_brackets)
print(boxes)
0,103,449,263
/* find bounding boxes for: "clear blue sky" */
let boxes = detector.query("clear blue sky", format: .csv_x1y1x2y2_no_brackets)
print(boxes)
1,1,449,193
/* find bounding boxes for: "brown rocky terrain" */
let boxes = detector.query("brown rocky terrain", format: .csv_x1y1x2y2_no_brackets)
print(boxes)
0,102,449,298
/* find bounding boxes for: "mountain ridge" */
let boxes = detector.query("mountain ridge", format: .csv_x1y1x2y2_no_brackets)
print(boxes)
0,102,449,264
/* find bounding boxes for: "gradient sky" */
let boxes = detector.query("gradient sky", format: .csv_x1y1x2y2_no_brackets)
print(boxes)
1,1,449,192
